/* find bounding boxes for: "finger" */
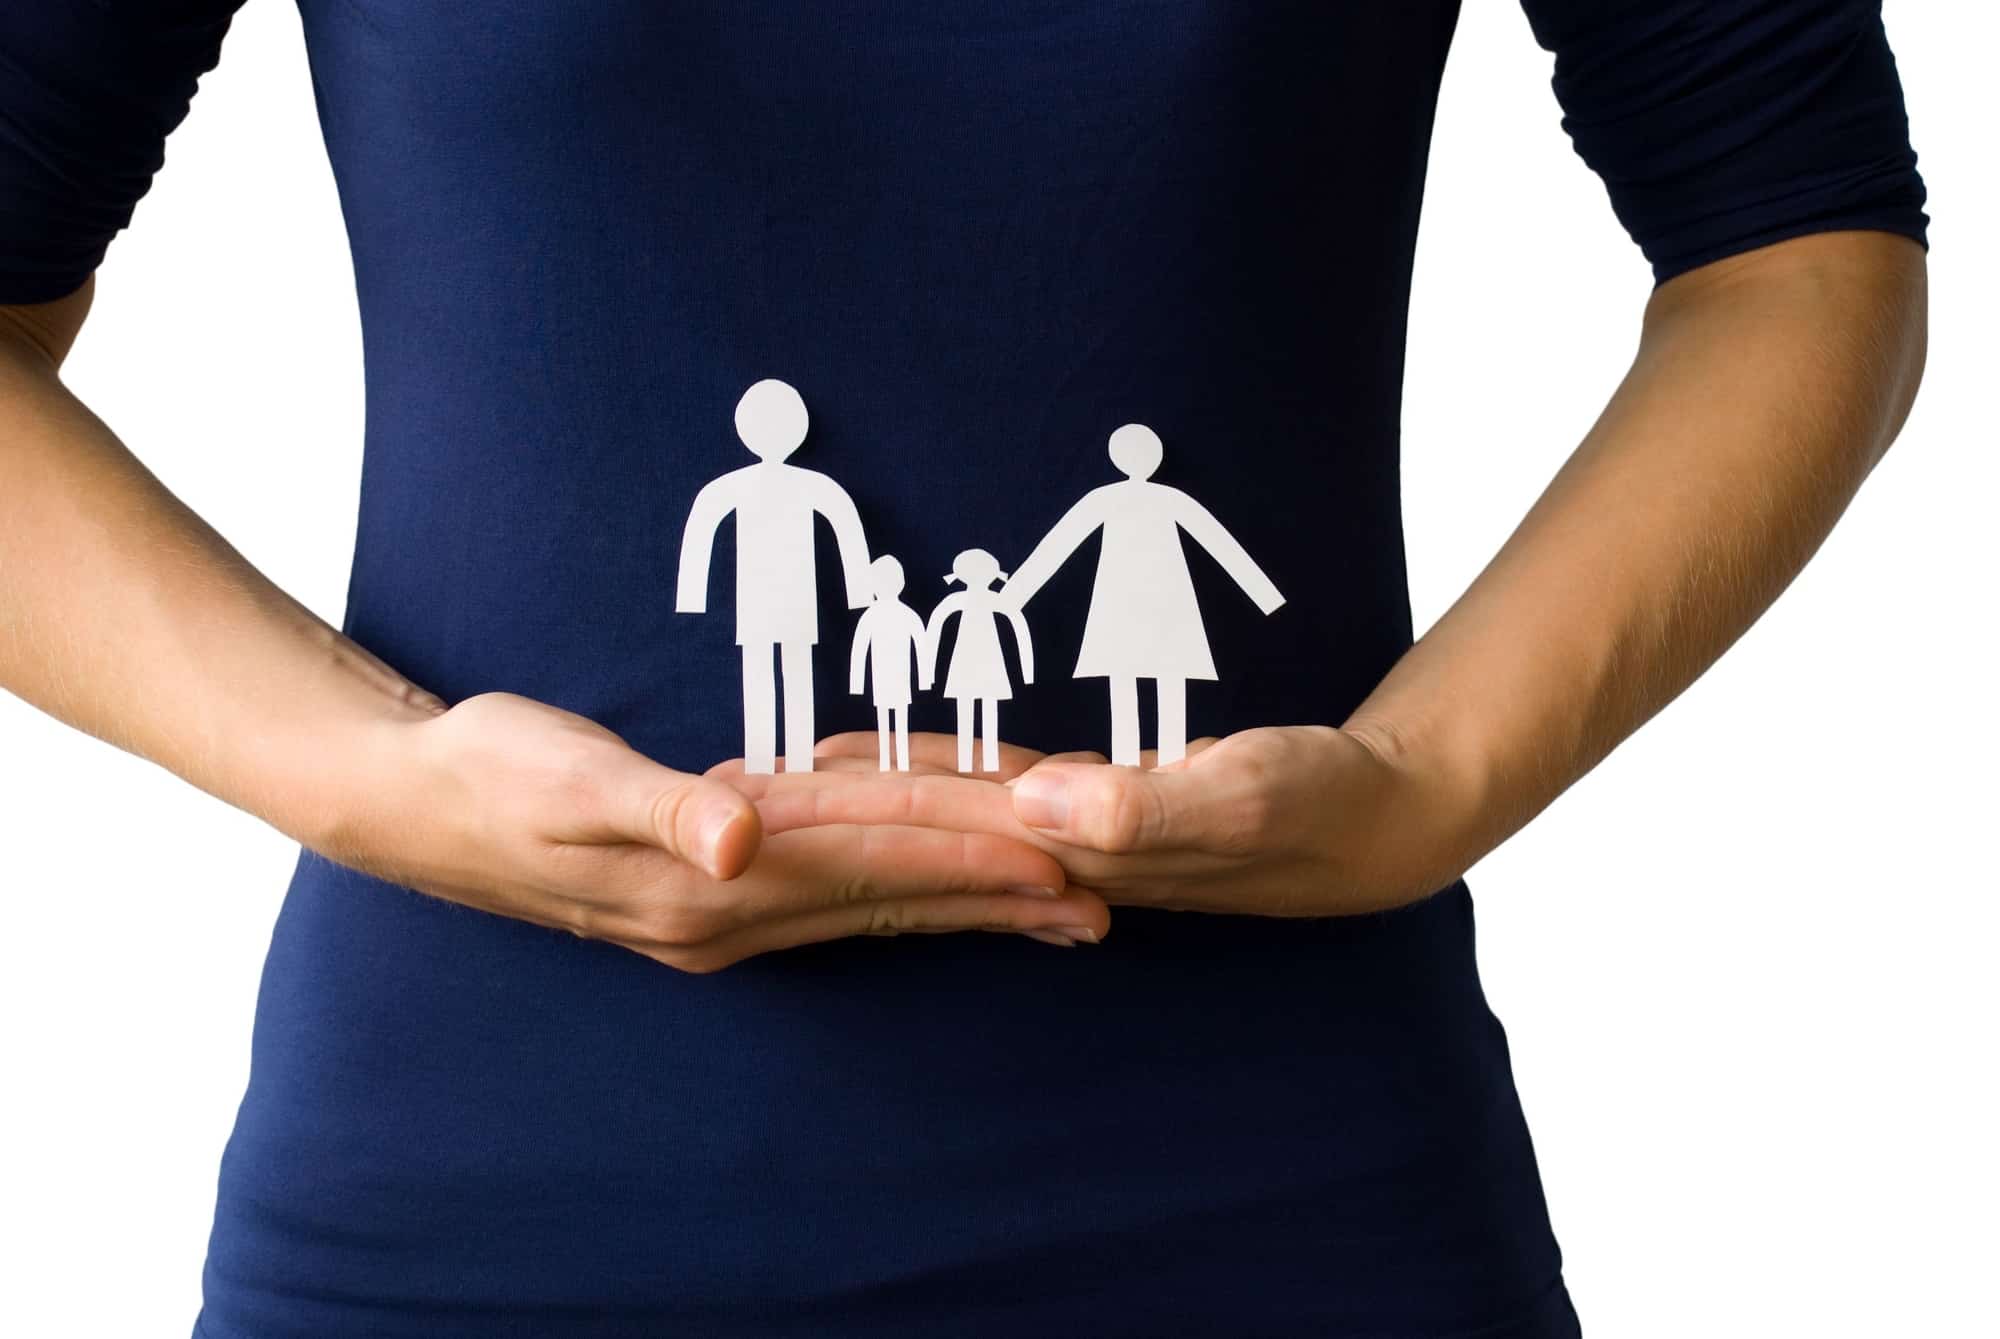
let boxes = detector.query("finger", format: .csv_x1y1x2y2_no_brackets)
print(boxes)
576,820,1073,949
584,752,762,880
682,886,1112,970
724,824,1070,916
750,772,1031,843
1009,761,1216,854
783,753,967,780
1037,749,1112,767
1136,737,1221,771
816,730,1050,780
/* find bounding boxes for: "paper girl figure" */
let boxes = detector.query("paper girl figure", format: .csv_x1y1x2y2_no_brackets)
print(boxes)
676,379,872,774
1004,423,1284,767
848,555,933,772
922,548,1034,773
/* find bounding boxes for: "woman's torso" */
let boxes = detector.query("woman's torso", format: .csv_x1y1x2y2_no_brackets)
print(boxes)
198,3,1578,1335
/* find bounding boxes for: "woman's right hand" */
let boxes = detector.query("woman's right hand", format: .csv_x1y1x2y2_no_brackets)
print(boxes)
319,692,1107,972
2,296,1103,971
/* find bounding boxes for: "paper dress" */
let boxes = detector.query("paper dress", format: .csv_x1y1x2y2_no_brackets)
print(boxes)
1005,424,1282,766
923,548,1034,773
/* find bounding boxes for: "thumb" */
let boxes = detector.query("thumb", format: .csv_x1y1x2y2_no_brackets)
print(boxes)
608,758,762,879
1010,761,1198,853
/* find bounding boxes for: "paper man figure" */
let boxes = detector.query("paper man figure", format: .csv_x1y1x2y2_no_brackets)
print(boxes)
849,555,933,772
677,379,871,774
923,548,1034,773
1005,424,1283,767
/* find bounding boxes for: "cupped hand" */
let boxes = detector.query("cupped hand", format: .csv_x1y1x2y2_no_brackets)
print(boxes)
320,693,1106,971
751,726,1473,917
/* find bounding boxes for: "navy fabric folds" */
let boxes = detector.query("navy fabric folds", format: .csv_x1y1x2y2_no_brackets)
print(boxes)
0,2,248,303
1519,0,1928,280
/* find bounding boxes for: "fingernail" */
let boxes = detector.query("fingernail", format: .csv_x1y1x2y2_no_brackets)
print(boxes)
1007,884,1063,899
1021,929,1078,948
1051,924,1099,944
1013,774,1071,830
697,806,740,868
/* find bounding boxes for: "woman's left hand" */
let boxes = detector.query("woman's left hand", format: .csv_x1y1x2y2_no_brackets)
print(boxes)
729,725,1479,918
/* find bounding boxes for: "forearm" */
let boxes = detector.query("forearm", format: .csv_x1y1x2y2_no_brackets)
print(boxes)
1346,230,1929,886
0,291,442,849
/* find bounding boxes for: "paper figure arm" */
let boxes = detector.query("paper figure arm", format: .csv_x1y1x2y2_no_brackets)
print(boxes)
675,474,736,614
1172,489,1286,615
808,472,873,610
906,606,935,691
849,610,871,696
921,593,965,687
1002,601,1035,686
1004,489,1107,609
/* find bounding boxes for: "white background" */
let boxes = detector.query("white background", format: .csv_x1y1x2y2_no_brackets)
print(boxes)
3,4,1993,1335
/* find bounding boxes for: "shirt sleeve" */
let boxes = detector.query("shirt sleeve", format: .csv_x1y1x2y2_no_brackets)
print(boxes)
0,1,249,305
1517,0,1929,284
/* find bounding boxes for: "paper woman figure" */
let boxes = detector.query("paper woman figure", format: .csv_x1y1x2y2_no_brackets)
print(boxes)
676,379,871,774
1004,423,1284,767
922,548,1034,773
849,555,933,772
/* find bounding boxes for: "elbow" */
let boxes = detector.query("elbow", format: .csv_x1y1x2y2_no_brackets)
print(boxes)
1874,246,1929,464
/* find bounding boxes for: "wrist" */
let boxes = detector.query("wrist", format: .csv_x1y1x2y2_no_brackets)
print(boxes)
1336,704,1507,896
229,628,447,862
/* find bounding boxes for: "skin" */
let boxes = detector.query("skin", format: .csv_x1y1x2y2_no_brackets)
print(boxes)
0,275,1108,972
0,228,1926,960
735,230,1930,929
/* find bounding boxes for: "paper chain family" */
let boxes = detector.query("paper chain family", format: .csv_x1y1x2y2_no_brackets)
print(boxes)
677,380,1286,775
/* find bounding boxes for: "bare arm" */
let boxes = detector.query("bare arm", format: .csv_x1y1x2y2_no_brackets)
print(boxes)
791,231,1932,919
0,276,439,843
1338,229,1929,895
0,279,1100,962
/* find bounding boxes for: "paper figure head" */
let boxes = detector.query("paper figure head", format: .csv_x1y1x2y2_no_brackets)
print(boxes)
735,378,810,462
869,554,906,600
1108,423,1163,480
946,548,1007,590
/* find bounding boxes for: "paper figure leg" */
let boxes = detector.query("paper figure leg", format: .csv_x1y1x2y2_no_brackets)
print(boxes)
1109,676,1140,766
781,641,814,773
956,700,975,773
894,708,911,772
742,644,777,776
1156,677,1187,766
981,698,1001,772
876,707,892,771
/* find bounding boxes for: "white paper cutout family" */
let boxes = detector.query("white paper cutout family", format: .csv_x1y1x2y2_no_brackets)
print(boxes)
677,379,1285,775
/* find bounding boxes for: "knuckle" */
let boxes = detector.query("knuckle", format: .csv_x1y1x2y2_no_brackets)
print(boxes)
647,782,695,853
830,868,877,908
1213,788,1275,857
646,899,713,949
1091,779,1152,853
541,743,606,812
553,896,599,941
672,948,733,975
862,901,905,937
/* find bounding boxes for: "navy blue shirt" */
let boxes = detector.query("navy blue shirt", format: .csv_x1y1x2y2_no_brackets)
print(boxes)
1,3,1926,1336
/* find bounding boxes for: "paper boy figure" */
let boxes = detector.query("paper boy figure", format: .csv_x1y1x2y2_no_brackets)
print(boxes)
924,548,1033,773
677,379,871,774
849,555,932,772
